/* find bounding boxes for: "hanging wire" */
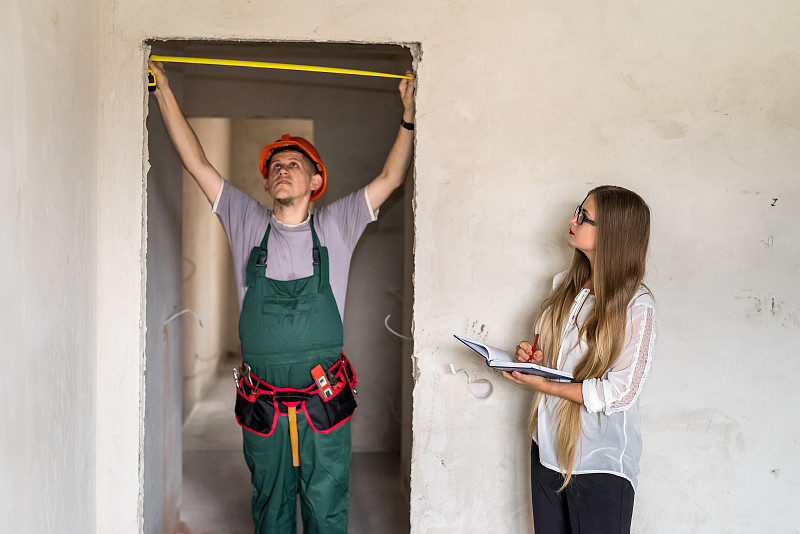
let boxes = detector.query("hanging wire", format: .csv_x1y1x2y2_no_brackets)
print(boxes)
449,364,493,399
163,308,204,328
384,314,412,341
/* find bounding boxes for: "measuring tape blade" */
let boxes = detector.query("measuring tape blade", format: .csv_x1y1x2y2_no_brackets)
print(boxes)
149,55,413,79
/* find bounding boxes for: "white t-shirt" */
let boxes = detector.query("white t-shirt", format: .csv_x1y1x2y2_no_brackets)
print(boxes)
533,271,658,490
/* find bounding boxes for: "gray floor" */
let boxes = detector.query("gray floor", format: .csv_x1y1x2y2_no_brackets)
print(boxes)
178,363,409,534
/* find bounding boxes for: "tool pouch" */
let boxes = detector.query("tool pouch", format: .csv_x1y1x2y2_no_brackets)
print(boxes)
303,355,357,434
234,354,358,437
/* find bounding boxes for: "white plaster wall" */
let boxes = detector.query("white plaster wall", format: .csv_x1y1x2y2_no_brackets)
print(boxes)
87,1,800,533
1,0,98,532
408,4,800,532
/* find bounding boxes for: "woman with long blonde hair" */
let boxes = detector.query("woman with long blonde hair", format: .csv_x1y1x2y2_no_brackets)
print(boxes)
503,185,657,533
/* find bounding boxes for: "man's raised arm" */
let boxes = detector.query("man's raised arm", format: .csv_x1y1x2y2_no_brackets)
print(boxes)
149,60,223,204
366,70,416,211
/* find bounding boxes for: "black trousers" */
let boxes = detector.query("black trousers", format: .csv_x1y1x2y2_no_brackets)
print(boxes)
530,441,634,534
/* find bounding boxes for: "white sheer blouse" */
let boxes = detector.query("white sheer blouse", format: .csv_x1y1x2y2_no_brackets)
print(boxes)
533,272,658,490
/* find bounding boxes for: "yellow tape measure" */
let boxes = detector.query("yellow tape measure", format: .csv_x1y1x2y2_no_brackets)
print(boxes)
147,54,412,91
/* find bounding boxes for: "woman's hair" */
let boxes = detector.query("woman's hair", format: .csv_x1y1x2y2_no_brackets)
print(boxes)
530,185,651,488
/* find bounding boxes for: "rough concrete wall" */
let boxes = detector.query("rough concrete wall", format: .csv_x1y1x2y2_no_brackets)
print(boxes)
181,117,234,420
1,0,98,532
96,22,149,534
400,173,415,492
97,1,800,533
409,4,800,533
143,78,186,534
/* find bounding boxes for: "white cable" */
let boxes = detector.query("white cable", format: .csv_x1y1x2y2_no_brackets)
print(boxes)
163,308,204,328
384,314,412,341
449,364,493,399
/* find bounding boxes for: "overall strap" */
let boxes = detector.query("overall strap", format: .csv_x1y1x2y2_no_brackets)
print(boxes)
309,215,321,265
245,224,271,288
245,217,325,288
309,216,332,290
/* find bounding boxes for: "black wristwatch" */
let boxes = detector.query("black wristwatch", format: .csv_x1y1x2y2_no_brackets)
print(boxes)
400,119,415,131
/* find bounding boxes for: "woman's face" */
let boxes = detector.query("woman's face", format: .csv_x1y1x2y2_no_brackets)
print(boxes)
568,194,598,262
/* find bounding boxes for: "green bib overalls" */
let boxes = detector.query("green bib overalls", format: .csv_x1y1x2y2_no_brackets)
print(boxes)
238,217,352,534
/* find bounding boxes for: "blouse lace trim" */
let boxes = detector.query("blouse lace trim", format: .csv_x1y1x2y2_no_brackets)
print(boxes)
608,304,656,413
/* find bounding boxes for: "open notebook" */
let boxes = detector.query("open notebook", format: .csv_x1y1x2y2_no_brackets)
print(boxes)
453,335,573,381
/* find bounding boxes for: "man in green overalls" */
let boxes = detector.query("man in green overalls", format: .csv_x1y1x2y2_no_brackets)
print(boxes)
149,60,415,533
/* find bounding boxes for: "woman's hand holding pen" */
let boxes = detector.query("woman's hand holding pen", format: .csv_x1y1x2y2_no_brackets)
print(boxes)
505,337,548,392
504,336,584,403
515,336,543,365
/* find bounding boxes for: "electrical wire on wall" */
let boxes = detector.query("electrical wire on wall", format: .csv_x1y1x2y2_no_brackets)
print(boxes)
448,364,493,399
384,314,412,341
383,287,412,341
162,308,214,381
164,308,204,329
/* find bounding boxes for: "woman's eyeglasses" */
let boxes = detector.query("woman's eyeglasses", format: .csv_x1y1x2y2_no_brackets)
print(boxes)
574,205,597,226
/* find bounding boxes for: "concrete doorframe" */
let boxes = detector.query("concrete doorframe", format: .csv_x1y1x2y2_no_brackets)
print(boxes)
138,39,420,533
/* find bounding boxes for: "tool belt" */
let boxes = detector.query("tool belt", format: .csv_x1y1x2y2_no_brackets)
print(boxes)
234,353,357,437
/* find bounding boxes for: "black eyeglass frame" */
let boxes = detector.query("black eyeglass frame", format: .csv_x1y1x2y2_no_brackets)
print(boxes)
574,204,597,226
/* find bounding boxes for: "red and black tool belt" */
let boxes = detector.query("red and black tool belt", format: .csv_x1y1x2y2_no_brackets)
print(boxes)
234,353,357,436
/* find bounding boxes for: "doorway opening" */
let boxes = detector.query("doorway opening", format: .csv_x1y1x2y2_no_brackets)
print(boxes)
144,40,416,533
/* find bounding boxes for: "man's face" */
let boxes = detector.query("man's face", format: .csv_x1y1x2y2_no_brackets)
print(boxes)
264,150,322,206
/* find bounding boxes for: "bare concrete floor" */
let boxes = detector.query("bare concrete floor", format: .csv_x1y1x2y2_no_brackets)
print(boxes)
178,364,409,534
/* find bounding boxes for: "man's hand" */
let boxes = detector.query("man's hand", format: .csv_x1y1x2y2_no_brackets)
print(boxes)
148,59,223,204
399,70,415,122
148,60,169,94
365,70,417,211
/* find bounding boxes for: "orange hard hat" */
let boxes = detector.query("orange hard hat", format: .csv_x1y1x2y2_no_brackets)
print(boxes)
259,134,327,202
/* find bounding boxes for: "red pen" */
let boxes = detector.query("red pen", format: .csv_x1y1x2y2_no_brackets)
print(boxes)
529,334,539,362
